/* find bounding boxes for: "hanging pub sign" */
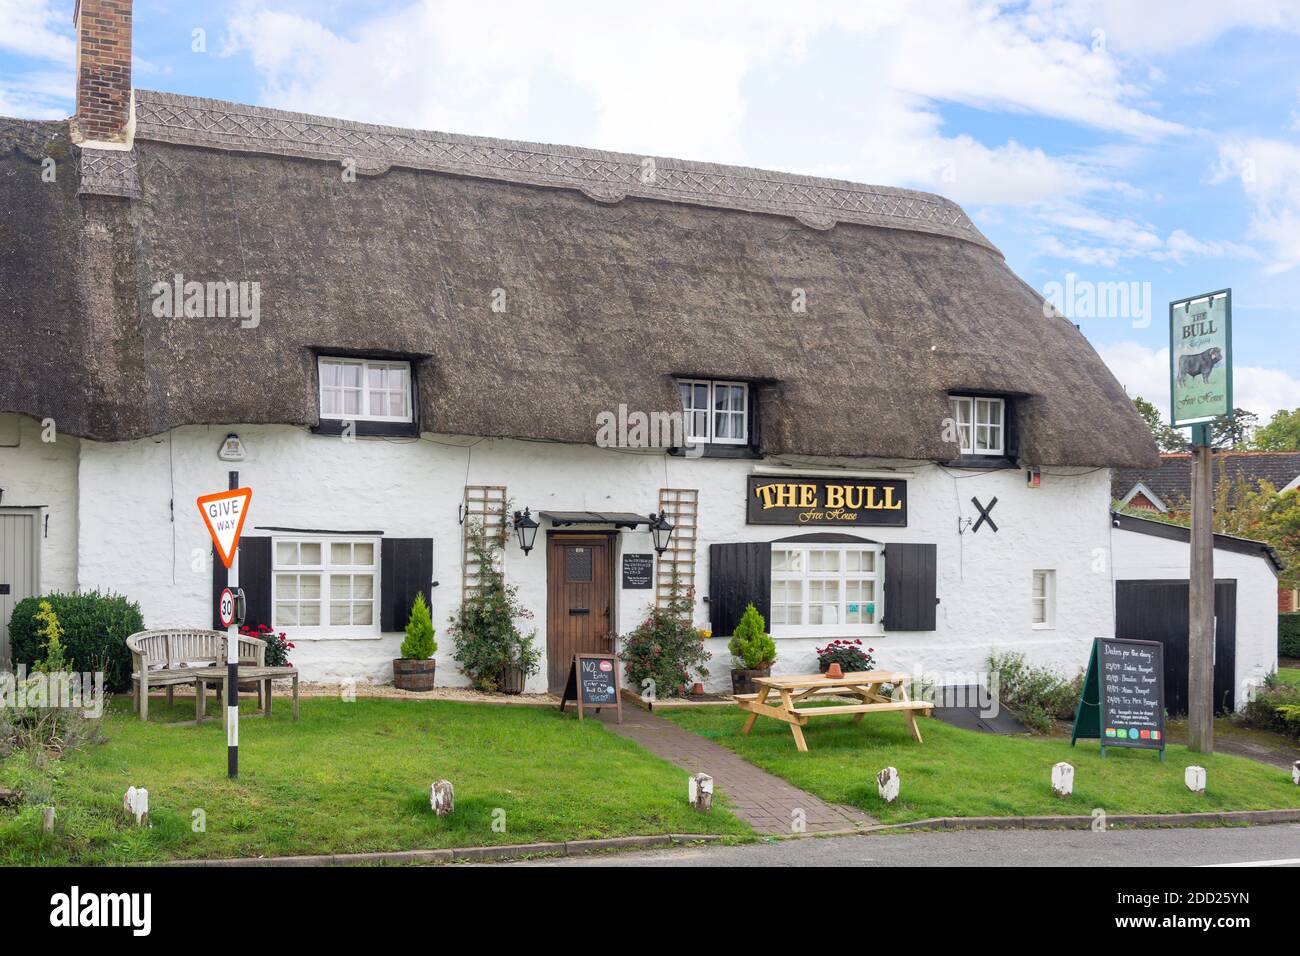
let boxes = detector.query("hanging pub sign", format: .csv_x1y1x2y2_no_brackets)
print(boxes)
746,475,907,527
1071,638,1165,760
1169,288,1232,428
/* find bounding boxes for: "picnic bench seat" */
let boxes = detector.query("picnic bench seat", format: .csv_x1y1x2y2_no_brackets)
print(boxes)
126,629,298,722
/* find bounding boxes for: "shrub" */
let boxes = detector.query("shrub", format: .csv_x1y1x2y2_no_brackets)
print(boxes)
400,592,437,660
815,639,874,673
727,603,776,670
620,575,710,699
1238,677,1300,735
8,591,143,693
987,652,1083,734
449,527,539,691
1280,613,1300,658
240,624,294,667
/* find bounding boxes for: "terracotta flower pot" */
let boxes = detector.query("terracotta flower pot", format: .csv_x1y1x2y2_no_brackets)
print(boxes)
825,662,844,679
691,682,705,696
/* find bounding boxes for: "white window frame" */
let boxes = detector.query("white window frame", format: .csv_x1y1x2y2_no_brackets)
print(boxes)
770,542,884,638
272,535,382,639
1031,569,1056,629
678,379,749,446
318,356,414,424
949,395,1005,456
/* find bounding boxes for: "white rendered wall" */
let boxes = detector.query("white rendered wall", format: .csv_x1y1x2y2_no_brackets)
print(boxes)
75,424,1117,691
0,413,79,594
1111,526,1279,709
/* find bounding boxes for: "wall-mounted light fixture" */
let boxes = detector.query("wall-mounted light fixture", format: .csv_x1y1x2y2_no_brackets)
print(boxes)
647,512,674,555
513,508,540,555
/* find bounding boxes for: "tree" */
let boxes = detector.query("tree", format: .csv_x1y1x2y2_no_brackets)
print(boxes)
1210,407,1258,449
1252,407,1300,451
1132,396,1189,452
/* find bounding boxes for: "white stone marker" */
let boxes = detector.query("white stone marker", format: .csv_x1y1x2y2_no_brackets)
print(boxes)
1185,766,1206,794
1292,761,1299,786
122,786,149,826
1051,762,1075,798
688,773,713,812
431,780,454,816
877,767,900,804
42,807,55,833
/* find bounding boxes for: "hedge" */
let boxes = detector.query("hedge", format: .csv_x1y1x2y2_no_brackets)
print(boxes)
8,591,143,692
1282,613,1300,659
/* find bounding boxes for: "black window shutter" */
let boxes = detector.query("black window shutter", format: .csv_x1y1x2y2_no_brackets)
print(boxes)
381,538,434,632
238,537,273,629
708,542,771,638
883,543,937,631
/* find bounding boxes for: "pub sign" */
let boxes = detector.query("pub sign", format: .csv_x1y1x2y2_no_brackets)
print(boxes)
1169,288,1232,428
746,475,907,527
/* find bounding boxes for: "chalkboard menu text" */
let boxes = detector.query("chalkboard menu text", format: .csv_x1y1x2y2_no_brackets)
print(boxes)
560,653,623,723
1071,638,1165,759
621,553,653,589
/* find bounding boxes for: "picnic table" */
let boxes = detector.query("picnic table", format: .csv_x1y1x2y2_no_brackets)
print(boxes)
734,670,932,752
189,665,300,726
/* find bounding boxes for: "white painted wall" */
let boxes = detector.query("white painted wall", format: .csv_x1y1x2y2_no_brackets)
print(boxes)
74,423,1116,692
1112,525,1279,709
0,413,80,593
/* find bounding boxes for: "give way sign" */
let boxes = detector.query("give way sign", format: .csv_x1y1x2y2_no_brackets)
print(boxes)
197,487,253,569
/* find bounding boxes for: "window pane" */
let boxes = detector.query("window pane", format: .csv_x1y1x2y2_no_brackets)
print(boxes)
352,603,373,626
342,390,361,415
321,389,340,415
330,575,351,599
276,542,298,565
274,603,298,626
276,574,298,599
321,361,339,387
340,363,362,387
353,576,374,599
354,543,374,566
331,542,352,565
299,603,320,626
368,366,385,389
299,575,321,599
300,542,321,565
330,602,351,626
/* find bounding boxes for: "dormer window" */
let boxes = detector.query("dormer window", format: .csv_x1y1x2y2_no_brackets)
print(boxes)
678,379,748,445
319,357,413,423
949,395,1005,456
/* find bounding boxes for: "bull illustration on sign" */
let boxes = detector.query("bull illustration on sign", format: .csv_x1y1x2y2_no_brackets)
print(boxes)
1176,346,1223,387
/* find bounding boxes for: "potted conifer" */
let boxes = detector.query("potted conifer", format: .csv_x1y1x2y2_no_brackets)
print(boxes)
728,602,777,696
393,592,437,691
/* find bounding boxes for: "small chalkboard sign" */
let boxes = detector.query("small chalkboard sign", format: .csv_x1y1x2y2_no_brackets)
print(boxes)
621,553,653,589
559,653,623,723
1071,637,1165,759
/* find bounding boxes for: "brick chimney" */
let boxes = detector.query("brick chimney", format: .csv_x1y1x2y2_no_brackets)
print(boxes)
73,0,134,146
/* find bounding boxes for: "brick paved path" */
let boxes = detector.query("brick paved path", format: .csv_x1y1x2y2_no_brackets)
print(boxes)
596,706,873,835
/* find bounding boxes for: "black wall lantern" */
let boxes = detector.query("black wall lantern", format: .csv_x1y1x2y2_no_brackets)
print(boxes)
513,508,540,555
647,512,674,555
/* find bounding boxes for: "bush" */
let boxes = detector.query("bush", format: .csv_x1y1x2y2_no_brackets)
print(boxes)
1280,613,1300,658
240,624,294,667
1238,677,1300,735
620,575,710,699
8,591,143,693
815,639,874,673
987,652,1083,734
727,603,776,670
449,527,539,691
400,592,437,660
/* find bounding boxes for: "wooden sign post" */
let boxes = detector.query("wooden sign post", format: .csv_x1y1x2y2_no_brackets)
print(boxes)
1071,638,1165,760
559,653,623,724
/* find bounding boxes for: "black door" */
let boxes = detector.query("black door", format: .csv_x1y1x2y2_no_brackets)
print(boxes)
1114,579,1237,715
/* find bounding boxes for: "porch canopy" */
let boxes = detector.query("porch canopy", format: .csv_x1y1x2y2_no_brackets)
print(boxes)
541,511,652,529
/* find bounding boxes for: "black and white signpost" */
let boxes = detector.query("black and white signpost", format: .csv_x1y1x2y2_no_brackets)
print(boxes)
197,476,253,779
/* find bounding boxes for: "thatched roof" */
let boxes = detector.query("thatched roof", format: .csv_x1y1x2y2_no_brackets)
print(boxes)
0,91,1158,467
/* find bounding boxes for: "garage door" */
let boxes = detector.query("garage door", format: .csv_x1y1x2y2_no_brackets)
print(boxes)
0,511,40,669
1114,579,1236,715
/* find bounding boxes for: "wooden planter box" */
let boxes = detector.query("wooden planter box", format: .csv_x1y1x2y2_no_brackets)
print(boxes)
498,664,527,695
731,667,771,696
393,659,436,692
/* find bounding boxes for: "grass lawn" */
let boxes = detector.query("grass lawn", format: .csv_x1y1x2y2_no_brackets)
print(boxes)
1276,668,1300,688
663,707,1300,825
0,696,748,865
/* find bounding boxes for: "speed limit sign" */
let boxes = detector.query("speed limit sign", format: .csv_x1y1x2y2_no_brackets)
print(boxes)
218,587,236,628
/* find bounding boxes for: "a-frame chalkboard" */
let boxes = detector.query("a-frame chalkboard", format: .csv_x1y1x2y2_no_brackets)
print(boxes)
1071,638,1165,760
559,653,623,723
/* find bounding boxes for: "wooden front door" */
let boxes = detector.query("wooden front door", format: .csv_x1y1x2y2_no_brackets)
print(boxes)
546,535,613,694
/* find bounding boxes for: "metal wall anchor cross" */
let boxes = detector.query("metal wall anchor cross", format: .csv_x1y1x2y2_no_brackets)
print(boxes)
970,496,999,533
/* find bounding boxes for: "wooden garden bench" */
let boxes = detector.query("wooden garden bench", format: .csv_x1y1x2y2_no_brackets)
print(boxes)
126,629,297,722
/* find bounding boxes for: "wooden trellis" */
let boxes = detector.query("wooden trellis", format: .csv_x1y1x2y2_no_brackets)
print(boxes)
656,488,699,612
462,485,508,594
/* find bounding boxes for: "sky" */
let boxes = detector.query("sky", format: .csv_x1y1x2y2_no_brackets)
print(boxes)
4,0,1300,425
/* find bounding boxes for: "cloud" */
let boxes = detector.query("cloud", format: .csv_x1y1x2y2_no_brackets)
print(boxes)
1212,138,1300,275
1098,340,1300,422
0,0,75,64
